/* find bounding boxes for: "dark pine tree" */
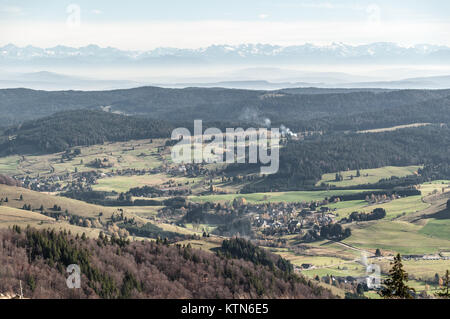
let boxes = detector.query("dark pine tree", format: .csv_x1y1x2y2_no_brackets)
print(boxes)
375,248,382,257
380,254,414,299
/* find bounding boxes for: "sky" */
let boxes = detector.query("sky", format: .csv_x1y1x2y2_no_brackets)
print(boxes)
1,0,450,50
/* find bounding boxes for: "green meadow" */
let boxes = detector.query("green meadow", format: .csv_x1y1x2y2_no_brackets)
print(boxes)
189,189,379,204
346,220,450,255
0,156,21,175
317,165,422,187
92,174,201,193
330,196,430,221
419,219,450,240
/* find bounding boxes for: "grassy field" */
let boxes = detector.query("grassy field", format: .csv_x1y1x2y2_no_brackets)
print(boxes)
0,139,167,180
92,174,202,193
317,165,421,187
419,219,450,240
301,262,366,278
93,173,203,193
0,184,118,219
189,189,378,204
32,221,103,239
331,196,430,221
0,205,54,224
0,156,21,175
326,200,368,211
176,238,222,251
419,181,450,196
0,206,105,238
376,258,448,294
346,220,450,255
93,174,168,193
117,205,163,219
306,240,364,259
156,222,201,236
377,258,450,281
281,254,350,268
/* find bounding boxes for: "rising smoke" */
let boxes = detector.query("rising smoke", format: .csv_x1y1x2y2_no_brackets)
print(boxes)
280,124,298,138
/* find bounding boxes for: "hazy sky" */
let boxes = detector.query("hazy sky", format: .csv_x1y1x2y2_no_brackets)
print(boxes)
1,0,450,49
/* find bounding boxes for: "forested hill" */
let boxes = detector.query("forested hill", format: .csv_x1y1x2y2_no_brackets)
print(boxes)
0,227,333,299
239,124,450,192
0,86,264,126
0,110,174,155
1,87,450,131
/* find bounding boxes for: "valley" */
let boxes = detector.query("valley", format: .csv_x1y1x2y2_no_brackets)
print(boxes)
0,85,449,299
1,126,449,298
3,0,450,307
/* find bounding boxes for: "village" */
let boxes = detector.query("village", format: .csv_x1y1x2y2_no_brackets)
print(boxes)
251,202,337,237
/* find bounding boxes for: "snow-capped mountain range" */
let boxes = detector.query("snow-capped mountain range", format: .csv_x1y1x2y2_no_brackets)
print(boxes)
2,42,450,65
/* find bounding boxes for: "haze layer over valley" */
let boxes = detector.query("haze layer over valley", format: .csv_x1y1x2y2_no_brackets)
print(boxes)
3,43,450,90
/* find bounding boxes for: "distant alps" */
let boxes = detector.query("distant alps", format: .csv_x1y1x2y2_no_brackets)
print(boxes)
2,42,450,66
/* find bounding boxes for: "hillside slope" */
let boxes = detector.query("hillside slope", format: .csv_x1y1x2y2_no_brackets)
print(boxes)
1,87,450,131
0,184,117,219
0,110,174,154
0,227,334,299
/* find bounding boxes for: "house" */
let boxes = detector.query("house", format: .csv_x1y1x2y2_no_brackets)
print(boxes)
301,263,313,270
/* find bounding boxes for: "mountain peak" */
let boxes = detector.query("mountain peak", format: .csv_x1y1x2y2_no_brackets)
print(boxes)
1,42,450,64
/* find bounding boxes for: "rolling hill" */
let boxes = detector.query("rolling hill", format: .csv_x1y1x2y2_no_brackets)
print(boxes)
0,110,174,154
0,205,54,225
0,184,117,219
0,228,334,299
1,86,450,132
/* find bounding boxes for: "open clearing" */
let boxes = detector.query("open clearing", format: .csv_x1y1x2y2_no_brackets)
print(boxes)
419,181,450,196
92,174,202,193
92,174,171,193
0,156,21,175
189,189,378,204
176,239,222,251
0,206,54,224
377,258,450,280
331,195,430,221
0,206,103,238
346,220,450,255
0,139,166,179
0,184,118,219
419,218,450,240
357,123,431,133
317,165,421,187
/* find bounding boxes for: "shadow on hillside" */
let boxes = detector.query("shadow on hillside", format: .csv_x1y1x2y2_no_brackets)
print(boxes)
428,208,450,220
